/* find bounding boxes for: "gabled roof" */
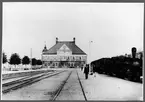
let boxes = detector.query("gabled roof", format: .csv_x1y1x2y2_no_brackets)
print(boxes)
43,41,87,55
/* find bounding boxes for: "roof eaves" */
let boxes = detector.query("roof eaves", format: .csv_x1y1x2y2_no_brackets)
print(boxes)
72,53,87,55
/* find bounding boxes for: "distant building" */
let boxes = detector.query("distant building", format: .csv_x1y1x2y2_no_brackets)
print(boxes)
41,38,87,68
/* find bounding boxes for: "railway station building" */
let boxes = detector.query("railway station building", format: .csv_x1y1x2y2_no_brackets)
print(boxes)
41,38,87,68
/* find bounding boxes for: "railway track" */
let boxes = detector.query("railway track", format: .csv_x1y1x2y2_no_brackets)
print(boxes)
2,70,66,94
50,71,72,101
76,70,87,101
2,71,55,87
2,70,54,80
50,70,87,101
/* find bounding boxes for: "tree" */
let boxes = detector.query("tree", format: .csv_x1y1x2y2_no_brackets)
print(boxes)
36,59,42,65
32,58,37,66
3,52,7,64
22,56,30,65
9,53,21,68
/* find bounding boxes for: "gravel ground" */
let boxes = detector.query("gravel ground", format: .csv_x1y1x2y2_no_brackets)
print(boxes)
77,69,143,101
2,68,143,101
2,70,70,100
56,70,85,100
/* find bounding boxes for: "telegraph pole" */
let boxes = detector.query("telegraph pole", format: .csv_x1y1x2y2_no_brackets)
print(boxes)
89,41,93,73
30,48,32,70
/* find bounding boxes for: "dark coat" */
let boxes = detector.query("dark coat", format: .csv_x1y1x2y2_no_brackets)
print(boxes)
84,65,89,74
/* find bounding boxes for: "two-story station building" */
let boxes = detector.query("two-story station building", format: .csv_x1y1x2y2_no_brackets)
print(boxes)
42,38,87,68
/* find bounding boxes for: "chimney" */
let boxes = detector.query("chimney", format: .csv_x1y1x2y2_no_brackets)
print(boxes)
73,37,75,43
44,44,47,49
56,37,58,43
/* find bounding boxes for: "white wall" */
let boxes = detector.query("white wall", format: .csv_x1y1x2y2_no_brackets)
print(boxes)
42,54,87,61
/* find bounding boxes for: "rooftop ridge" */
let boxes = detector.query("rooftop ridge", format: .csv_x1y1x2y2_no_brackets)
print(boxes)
57,41,74,43
43,40,87,55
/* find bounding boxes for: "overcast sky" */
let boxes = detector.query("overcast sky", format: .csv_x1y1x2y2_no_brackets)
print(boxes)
3,2,144,62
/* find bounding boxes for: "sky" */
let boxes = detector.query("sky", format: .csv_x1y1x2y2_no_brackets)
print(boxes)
2,2,144,62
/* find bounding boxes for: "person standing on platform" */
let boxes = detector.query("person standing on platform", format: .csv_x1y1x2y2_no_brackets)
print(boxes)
84,64,89,79
81,65,83,71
